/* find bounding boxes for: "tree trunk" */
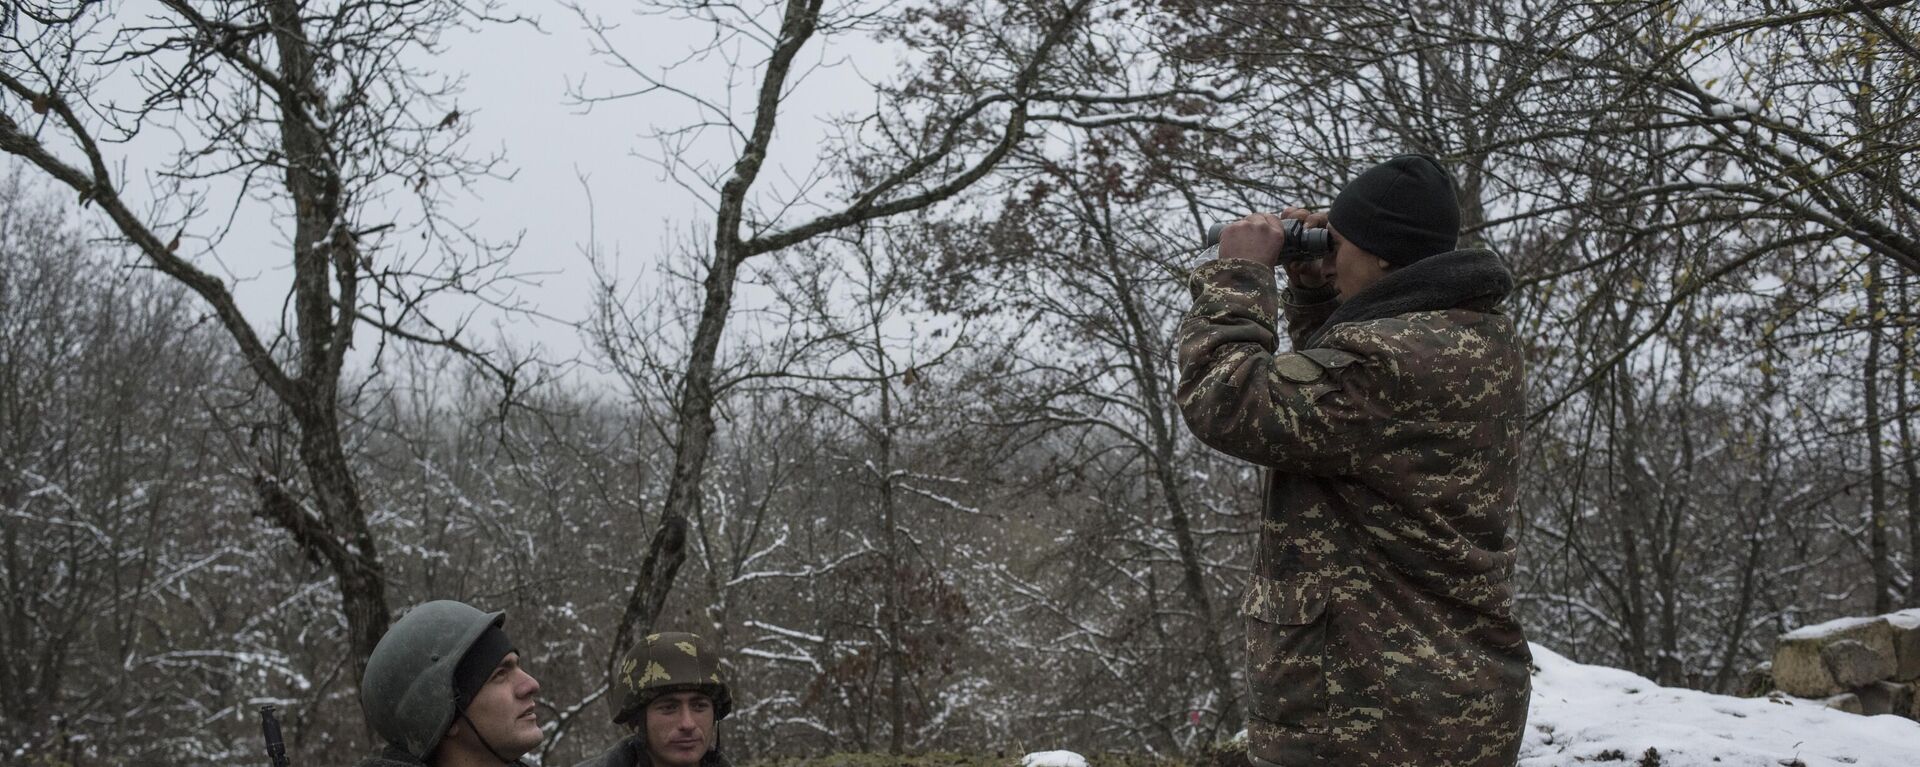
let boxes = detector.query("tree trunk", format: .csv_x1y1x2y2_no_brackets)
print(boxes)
604,245,736,677
1901,279,1920,606
1865,257,1892,613
599,0,1086,680
293,403,391,681
1654,306,1695,687
874,333,908,756
606,0,824,677
1093,203,1241,739
1611,363,1654,677
270,0,391,681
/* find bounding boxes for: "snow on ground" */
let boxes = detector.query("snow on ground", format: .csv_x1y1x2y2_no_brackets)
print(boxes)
1019,644,1917,766
1523,644,1920,766
1020,751,1087,767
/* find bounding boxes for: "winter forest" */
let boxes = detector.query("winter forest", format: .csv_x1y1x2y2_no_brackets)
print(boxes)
3,0,1918,764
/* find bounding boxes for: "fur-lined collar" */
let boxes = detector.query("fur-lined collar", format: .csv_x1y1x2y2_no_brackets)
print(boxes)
1307,248,1513,348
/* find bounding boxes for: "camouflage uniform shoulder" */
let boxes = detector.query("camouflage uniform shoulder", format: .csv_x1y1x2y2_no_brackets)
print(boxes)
1319,309,1512,372
1320,313,1433,354
1308,322,1406,381
1324,309,1522,421
1404,306,1515,338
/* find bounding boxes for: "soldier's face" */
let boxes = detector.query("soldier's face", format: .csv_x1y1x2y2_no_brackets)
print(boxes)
1324,225,1391,300
451,652,545,759
644,691,716,767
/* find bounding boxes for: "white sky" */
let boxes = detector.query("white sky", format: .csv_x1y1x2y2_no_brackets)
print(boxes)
81,0,897,381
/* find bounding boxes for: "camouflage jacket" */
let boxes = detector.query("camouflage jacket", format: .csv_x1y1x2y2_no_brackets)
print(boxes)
570,735,733,767
1176,250,1531,766
348,744,532,767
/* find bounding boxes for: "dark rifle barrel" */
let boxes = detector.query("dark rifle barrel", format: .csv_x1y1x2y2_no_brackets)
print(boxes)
261,705,290,767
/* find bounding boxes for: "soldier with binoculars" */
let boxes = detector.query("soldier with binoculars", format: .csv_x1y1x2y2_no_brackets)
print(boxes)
1178,155,1532,766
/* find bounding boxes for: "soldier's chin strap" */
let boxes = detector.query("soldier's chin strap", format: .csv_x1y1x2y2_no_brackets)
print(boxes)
454,709,525,766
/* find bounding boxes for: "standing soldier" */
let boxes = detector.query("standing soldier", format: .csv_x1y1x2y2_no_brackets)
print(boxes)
1179,154,1531,765
574,632,735,767
353,600,545,767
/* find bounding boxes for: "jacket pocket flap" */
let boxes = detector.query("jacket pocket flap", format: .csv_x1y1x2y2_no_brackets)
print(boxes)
1299,348,1361,370
1240,576,1327,626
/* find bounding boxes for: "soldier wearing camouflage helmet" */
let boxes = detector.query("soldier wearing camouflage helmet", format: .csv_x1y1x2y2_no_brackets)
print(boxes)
572,632,734,767
352,600,545,767
1181,155,1531,765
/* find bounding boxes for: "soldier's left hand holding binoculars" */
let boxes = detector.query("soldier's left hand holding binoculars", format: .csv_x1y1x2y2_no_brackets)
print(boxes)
1214,207,1333,292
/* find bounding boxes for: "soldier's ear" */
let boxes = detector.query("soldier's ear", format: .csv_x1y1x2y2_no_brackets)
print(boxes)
443,717,467,744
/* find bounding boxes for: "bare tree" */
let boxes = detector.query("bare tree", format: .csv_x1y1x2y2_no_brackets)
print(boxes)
565,0,1232,687
914,125,1254,745
0,0,528,685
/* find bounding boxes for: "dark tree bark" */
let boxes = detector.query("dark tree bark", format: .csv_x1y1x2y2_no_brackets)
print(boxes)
1865,258,1892,613
1902,279,1920,606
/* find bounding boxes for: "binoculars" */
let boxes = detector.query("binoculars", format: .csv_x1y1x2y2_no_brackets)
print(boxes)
1203,218,1333,263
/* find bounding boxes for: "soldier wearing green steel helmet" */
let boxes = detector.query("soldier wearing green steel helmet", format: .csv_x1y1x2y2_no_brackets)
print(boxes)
572,632,734,767
352,600,545,767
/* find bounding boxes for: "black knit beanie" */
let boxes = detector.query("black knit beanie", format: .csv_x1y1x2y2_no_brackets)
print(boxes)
1327,154,1460,268
451,624,515,711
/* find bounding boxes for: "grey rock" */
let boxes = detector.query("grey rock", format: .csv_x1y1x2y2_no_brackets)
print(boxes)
1822,638,1896,689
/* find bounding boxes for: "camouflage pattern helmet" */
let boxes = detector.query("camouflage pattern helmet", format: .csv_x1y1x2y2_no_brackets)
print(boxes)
611,631,733,725
360,600,506,760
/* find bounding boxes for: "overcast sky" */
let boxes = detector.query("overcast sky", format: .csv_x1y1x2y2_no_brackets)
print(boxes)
85,0,897,383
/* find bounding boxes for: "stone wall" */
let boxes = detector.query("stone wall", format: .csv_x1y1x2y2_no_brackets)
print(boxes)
1767,608,1920,719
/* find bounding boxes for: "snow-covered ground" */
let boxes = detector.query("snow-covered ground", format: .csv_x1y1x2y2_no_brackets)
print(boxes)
1521,644,1919,766
1025,643,1919,767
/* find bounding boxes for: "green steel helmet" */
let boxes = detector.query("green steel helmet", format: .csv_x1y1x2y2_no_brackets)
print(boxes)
611,631,733,725
360,600,506,760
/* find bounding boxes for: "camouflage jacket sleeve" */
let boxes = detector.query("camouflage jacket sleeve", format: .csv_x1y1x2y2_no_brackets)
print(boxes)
1176,258,1386,475
1283,283,1339,350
